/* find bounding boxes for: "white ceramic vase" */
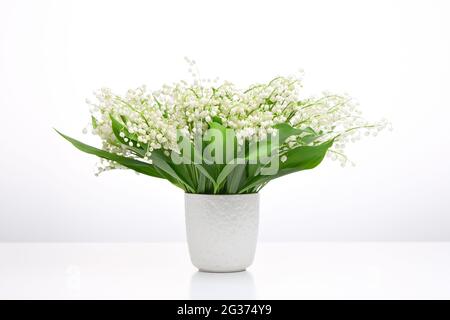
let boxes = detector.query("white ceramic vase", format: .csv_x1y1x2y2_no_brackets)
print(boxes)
184,193,259,273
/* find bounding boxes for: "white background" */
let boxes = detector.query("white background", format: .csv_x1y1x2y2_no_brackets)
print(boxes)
1,0,449,242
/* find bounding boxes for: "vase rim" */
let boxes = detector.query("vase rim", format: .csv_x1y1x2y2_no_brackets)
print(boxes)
185,193,259,197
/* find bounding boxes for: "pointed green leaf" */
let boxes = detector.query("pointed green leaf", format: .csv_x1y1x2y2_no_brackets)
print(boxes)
238,139,333,193
55,130,163,179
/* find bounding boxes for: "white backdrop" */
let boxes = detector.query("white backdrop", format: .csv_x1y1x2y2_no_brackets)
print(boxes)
1,0,449,241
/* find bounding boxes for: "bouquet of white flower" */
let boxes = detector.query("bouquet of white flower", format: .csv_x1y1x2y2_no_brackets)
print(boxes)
57,60,389,272
57,60,387,194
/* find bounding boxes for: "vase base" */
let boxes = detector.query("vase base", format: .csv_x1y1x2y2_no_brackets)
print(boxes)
198,268,247,273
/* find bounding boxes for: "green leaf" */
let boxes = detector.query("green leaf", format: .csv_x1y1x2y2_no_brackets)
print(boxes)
196,173,206,193
238,123,302,184
194,164,218,191
151,150,196,193
265,98,275,106
175,138,218,190
280,139,333,173
216,161,238,188
205,121,229,176
300,134,318,144
91,116,98,129
110,115,129,141
226,164,246,194
273,123,303,143
55,130,163,179
109,116,196,192
296,127,320,145
109,115,146,156
237,139,333,193
212,116,222,124
246,123,301,163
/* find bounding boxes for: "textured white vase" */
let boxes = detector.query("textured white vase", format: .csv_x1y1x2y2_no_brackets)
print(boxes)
185,193,259,273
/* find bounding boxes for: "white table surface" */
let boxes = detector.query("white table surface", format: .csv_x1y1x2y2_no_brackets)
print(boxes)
1,242,449,300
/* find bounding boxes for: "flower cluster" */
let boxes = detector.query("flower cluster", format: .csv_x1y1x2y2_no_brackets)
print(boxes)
56,59,391,193
85,61,388,175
